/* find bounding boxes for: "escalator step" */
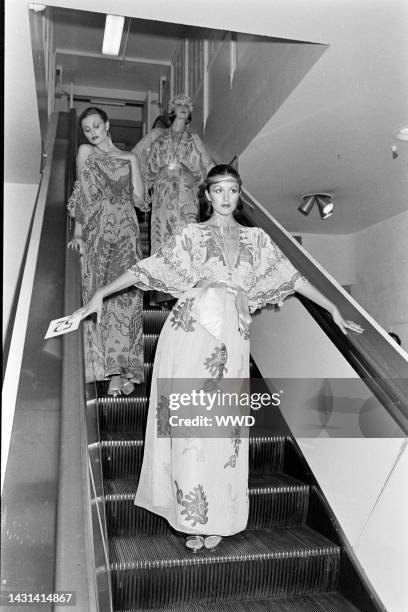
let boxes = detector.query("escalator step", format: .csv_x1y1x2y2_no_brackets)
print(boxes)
143,309,170,334
98,397,148,433
100,435,287,479
116,591,360,611
104,473,309,536
109,526,341,609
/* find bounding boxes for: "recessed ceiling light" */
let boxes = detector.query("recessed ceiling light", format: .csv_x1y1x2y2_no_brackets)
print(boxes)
395,127,408,141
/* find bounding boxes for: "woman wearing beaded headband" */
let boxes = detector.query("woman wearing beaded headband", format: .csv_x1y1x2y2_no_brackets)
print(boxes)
71,164,363,552
132,94,214,261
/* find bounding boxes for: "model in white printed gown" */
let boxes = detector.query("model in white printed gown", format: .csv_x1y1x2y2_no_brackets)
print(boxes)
73,165,364,542
128,222,306,535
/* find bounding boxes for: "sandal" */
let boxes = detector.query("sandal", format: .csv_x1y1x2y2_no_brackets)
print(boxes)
121,379,134,395
185,535,205,553
108,375,122,397
204,535,222,550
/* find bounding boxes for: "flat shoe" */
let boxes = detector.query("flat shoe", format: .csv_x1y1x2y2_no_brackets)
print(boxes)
108,375,121,397
121,380,134,395
204,535,222,550
185,535,204,553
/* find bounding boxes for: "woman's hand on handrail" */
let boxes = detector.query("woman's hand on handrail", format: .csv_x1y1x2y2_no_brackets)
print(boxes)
330,305,364,335
296,280,364,335
67,236,85,256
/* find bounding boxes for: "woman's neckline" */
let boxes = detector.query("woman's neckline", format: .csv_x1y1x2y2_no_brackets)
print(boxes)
201,221,242,230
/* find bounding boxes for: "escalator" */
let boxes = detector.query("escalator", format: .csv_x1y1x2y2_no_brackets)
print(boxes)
3,110,406,610
91,220,386,610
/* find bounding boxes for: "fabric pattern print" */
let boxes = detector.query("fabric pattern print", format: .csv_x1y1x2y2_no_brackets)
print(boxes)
175,480,209,526
67,151,144,383
204,343,228,378
170,297,196,332
156,395,171,437
224,427,242,470
133,129,213,254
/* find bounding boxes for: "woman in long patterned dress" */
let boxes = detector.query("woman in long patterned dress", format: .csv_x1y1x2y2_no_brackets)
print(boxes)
68,107,147,396
132,94,214,255
72,165,363,550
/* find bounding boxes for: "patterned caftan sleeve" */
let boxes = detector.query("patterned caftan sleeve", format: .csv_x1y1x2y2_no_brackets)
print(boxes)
247,228,307,313
190,133,214,178
132,128,163,201
67,162,89,224
129,224,201,297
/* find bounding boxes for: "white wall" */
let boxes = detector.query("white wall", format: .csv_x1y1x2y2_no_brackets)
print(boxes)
300,438,408,612
352,210,408,348
300,233,356,286
251,297,408,612
3,183,39,345
5,1,42,185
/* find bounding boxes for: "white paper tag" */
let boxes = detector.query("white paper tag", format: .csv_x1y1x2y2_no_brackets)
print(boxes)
44,315,81,339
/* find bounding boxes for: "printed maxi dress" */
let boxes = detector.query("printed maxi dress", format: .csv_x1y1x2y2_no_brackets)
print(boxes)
130,223,306,536
132,128,213,254
68,151,146,384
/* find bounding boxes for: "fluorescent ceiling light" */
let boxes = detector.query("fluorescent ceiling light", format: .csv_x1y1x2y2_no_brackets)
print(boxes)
102,15,125,56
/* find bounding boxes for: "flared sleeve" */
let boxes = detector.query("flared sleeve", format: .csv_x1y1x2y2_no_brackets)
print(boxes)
129,224,200,297
247,228,307,313
191,133,214,177
132,128,163,195
67,176,86,224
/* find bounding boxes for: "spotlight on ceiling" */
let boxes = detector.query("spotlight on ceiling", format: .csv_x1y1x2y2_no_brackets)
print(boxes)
298,194,315,216
298,193,334,220
102,15,125,56
315,194,334,219
394,127,408,141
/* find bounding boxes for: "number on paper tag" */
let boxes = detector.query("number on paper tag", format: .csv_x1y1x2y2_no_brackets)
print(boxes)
44,315,81,339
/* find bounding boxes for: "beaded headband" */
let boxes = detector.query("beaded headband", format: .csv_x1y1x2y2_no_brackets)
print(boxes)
206,174,242,186
168,94,194,113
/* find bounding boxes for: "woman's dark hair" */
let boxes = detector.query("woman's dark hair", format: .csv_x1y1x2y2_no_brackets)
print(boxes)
199,164,244,222
168,110,193,125
152,114,173,129
78,106,109,128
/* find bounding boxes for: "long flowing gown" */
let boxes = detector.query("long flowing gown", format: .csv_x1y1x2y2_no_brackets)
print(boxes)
129,223,306,536
68,151,146,383
132,128,213,254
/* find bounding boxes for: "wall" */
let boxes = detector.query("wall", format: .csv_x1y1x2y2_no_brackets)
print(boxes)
300,233,356,286
250,296,408,612
3,183,39,345
197,35,326,163
352,210,408,348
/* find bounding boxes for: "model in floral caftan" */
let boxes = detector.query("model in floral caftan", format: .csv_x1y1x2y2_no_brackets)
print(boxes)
68,152,146,383
132,128,213,253
129,223,306,536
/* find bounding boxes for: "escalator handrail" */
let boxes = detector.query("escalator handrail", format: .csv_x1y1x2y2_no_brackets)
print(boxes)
54,109,99,609
239,186,408,434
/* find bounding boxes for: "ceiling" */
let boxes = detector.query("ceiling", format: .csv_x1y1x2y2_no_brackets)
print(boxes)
54,9,186,95
9,0,408,235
